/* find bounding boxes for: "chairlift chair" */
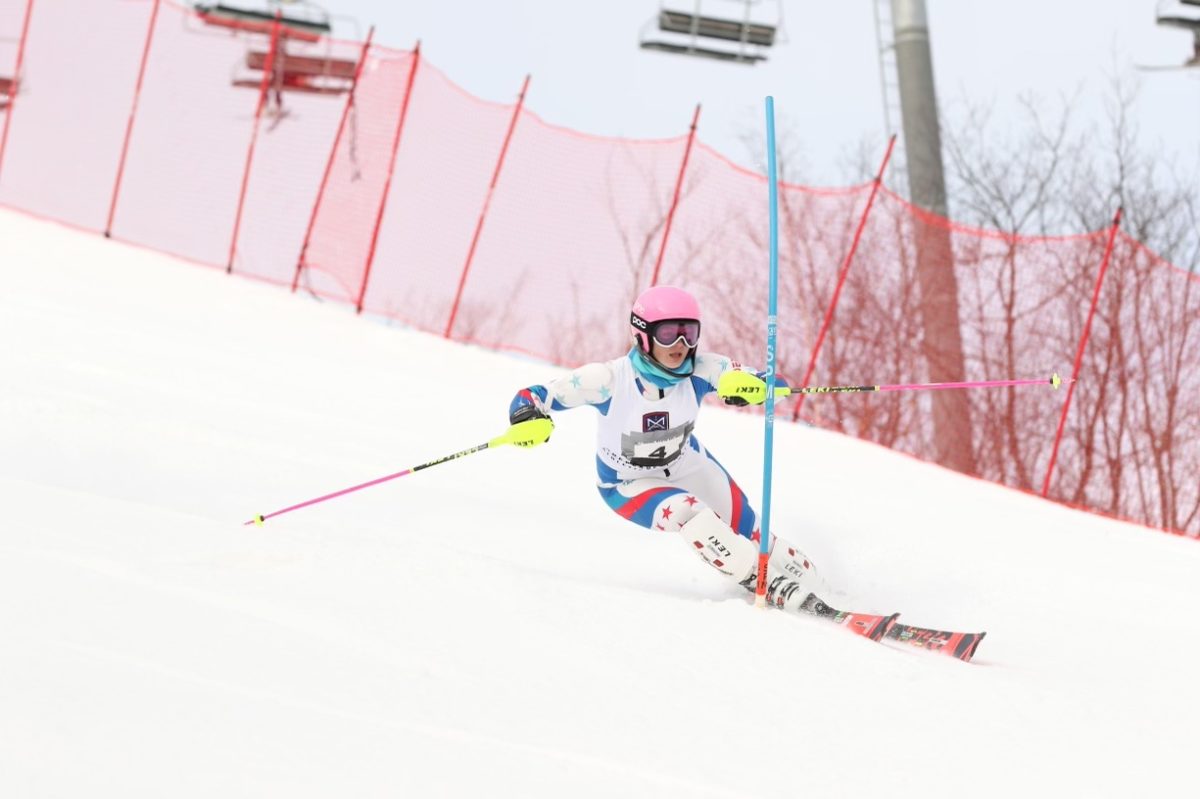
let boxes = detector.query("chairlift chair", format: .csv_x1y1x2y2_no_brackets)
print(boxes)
235,48,358,96
1153,0,1200,68
639,0,780,64
0,75,12,110
1156,0,1200,31
657,8,775,45
191,1,358,112
194,1,330,42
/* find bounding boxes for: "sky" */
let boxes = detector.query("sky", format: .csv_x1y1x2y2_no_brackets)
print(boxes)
4,205,1200,797
314,0,1200,184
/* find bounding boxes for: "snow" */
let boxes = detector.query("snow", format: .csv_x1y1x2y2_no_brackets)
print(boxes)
2,205,1198,797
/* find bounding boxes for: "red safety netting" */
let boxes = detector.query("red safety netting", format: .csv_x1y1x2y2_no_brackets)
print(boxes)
1,0,1197,537
1047,232,1200,533
297,43,415,303
356,59,517,329
437,108,692,361
0,0,148,226
0,1,27,112
660,142,873,380
109,3,358,275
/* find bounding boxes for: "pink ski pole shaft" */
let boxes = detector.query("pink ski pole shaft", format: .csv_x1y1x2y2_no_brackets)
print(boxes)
242,417,554,527
244,441,492,527
787,373,1066,396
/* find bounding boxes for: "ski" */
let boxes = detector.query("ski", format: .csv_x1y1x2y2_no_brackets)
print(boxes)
793,590,986,662
796,592,897,642
884,621,986,662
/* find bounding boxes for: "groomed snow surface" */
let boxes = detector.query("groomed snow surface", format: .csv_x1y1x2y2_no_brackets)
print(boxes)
2,206,1198,798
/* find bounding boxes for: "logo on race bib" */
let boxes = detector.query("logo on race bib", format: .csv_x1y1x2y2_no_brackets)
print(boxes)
643,412,669,432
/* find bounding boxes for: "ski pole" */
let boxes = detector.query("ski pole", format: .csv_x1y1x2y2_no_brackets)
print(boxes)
783,373,1066,396
243,417,553,526
718,372,1066,404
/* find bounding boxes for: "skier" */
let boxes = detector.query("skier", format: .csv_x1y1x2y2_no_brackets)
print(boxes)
506,285,827,613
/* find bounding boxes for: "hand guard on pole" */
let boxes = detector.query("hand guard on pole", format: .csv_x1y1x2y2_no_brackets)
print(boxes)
507,405,554,448
717,370,792,406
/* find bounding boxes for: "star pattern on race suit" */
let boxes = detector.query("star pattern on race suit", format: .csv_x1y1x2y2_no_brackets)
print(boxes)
569,373,583,388
598,385,611,400
684,496,698,506
661,506,673,520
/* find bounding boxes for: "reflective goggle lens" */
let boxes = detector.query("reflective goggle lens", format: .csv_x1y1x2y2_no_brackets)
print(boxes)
651,320,700,348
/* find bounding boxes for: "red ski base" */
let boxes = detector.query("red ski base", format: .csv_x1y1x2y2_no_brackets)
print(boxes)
840,611,898,642
885,623,987,662
798,593,985,663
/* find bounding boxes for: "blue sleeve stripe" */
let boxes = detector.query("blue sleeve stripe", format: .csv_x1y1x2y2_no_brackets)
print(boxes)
690,374,715,402
595,456,619,484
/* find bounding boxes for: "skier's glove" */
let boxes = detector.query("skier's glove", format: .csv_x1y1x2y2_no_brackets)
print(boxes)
507,405,554,448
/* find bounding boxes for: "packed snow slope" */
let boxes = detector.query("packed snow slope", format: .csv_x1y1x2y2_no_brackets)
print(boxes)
2,206,1198,798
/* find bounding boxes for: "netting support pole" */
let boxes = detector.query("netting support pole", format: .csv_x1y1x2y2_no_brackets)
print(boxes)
292,27,375,294
105,0,161,239
355,38,419,313
649,103,701,287
1041,206,1123,498
0,0,36,185
791,134,896,422
444,73,530,339
226,12,282,274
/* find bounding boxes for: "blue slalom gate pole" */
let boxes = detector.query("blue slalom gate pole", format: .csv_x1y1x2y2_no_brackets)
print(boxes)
755,96,780,608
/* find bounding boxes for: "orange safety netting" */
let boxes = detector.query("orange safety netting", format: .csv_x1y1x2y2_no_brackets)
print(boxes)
2,0,1197,536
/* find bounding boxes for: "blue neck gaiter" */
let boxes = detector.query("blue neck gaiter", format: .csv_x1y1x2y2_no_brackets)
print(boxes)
629,346,695,389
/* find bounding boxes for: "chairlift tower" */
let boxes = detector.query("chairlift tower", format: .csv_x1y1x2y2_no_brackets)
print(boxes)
639,1,780,65
872,0,906,192
891,0,948,217
889,0,975,476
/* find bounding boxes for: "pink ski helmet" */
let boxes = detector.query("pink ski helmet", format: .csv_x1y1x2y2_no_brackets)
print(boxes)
630,285,702,356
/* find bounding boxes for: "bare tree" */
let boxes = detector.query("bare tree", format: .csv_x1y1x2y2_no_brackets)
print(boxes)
941,78,1200,535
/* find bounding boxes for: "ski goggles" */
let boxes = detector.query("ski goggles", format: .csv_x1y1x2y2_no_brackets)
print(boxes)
649,319,701,348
